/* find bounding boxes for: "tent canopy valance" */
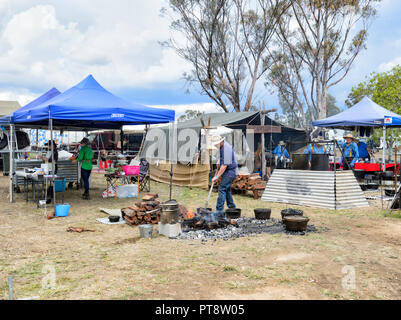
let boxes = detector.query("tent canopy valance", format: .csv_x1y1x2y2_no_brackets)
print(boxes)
312,97,401,129
1,75,175,130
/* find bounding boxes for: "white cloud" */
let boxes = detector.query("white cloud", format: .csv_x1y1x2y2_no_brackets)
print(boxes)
0,1,191,94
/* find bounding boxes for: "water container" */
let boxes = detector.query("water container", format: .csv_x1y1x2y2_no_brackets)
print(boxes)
116,184,138,198
54,179,66,192
139,224,153,238
55,204,70,217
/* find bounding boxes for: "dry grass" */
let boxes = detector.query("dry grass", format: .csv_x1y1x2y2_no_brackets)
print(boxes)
0,172,401,300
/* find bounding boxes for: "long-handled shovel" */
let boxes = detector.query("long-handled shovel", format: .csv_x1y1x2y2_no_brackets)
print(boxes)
205,180,215,209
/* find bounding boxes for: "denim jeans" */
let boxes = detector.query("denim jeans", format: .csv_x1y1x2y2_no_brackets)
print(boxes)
216,175,236,212
81,168,92,194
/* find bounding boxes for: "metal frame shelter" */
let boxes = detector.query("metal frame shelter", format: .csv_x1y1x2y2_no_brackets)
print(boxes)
0,75,175,209
312,96,401,172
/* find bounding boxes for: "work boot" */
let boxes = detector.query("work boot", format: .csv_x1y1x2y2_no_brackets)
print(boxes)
82,193,90,200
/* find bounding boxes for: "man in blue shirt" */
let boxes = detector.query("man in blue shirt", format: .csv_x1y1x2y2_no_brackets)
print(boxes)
356,138,371,162
273,141,290,169
304,137,328,168
211,135,238,213
342,133,359,169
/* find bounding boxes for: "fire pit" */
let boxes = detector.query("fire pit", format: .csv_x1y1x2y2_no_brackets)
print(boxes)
182,208,237,232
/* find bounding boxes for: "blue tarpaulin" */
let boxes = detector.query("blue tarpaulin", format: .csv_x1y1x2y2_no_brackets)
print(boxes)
312,97,401,128
5,75,175,129
0,88,61,124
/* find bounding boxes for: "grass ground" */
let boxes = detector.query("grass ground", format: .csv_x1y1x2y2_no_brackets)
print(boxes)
0,172,400,300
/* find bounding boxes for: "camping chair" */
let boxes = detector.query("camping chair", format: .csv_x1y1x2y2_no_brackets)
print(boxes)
130,159,150,192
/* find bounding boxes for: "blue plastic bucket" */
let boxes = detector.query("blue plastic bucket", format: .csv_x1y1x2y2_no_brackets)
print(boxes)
55,204,70,217
54,179,66,192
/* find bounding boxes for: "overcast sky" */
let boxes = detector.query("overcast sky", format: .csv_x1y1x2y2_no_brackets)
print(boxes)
0,0,400,115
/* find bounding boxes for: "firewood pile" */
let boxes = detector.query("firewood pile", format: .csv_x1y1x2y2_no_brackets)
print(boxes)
121,193,161,226
213,173,266,199
121,193,190,226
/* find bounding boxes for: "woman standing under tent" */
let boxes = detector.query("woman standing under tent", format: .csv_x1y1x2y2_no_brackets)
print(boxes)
44,140,59,174
75,138,93,200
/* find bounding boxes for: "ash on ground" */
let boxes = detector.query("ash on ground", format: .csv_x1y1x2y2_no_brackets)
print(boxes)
175,217,318,241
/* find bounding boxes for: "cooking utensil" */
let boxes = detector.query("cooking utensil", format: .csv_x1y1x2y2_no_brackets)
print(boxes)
108,215,120,223
283,215,310,232
254,208,271,220
225,208,241,219
281,208,304,220
205,180,215,209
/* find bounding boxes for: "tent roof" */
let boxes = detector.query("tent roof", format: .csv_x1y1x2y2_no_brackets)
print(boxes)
8,75,175,130
0,88,61,124
312,97,401,128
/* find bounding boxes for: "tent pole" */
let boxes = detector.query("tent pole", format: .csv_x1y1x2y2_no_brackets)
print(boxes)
260,111,266,180
383,126,386,172
49,118,56,212
9,124,14,203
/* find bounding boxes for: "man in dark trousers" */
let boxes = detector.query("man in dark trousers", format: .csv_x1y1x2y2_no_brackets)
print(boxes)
211,135,238,214
75,138,93,200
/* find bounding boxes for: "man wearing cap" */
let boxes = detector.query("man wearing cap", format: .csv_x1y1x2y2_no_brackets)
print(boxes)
273,141,290,169
75,137,93,200
303,137,328,168
211,136,238,214
341,134,359,169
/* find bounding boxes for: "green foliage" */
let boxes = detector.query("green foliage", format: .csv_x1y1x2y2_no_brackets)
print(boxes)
178,110,205,122
346,65,401,149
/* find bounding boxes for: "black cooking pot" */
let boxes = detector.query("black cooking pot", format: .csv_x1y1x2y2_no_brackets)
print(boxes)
353,169,366,180
108,215,120,223
225,208,241,219
291,154,309,170
311,154,329,171
281,208,304,220
385,189,396,197
254,208,271,220
381,171,395,180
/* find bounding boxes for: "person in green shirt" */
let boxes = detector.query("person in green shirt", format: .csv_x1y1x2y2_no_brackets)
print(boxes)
76,137,93,200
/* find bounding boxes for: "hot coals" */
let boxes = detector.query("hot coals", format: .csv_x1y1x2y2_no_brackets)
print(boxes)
176,217,318,241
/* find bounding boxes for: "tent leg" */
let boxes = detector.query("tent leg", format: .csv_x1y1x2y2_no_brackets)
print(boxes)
49,119,56,212
383,126,386,172
9,124,14,203
260,112,266,180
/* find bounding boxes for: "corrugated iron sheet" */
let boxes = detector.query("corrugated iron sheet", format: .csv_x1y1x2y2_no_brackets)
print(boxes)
262,170,369,210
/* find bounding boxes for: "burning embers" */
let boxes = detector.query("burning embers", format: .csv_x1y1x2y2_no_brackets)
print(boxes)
182,208,238,232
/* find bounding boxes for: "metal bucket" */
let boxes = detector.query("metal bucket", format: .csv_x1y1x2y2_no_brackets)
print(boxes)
311,154,329,171
161,200,179,224
139,224,153,238
291,154,309,170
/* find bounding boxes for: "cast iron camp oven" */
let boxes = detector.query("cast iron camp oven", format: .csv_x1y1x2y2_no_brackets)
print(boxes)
225,208,241,219
254,208,271,220
385,189,396,197
291,154,309,170
108,215,120,223
197,208,212,215
281,208,304,220
283,215,310,232
311,154,329,171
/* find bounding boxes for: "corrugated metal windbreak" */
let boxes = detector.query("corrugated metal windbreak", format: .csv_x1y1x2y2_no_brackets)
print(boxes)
262,170,369,210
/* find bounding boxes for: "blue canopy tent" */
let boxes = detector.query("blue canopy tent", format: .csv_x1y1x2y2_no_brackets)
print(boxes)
312,96,401,172
0,87,61,125
9,75,175,130
5,75,175,204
